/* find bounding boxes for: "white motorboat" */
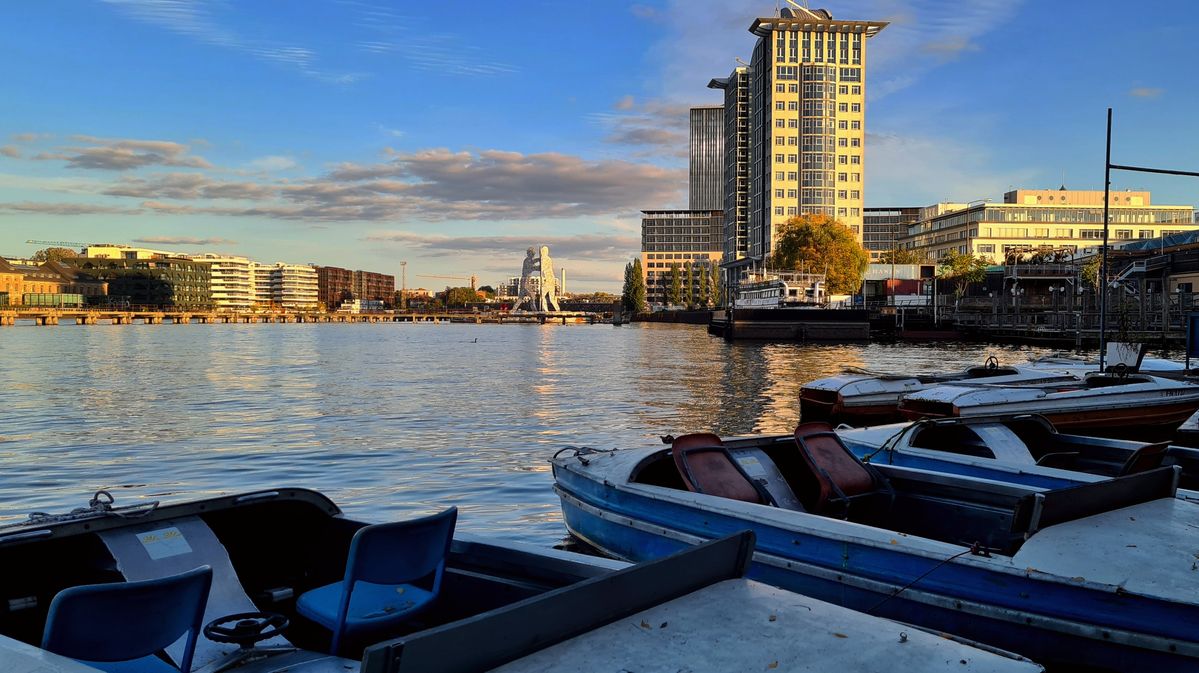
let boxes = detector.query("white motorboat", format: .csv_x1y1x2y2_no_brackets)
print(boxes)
897,372,1199,439
799,357,1083,425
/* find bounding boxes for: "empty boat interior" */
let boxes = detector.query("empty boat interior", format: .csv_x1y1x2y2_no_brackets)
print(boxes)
0,490,603,662
630,434,1178,556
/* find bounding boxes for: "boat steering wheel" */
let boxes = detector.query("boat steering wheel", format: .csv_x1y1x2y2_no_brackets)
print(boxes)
985,356,999,370
203,612,289,649
1111,362,1129,378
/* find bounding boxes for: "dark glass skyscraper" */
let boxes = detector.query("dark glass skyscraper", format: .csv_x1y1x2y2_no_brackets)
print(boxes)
688,106,725,211
708,67,750,277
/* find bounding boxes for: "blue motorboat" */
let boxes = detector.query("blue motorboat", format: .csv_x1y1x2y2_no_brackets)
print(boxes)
552,432,1199,672
835,413,1199,495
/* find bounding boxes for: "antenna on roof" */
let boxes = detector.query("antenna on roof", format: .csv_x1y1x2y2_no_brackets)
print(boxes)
735,57,749,67
785,0,811,10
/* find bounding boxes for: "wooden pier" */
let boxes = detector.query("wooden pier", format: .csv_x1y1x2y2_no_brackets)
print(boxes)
0,309,604,327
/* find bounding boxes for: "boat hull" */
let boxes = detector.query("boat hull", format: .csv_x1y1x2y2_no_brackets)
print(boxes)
799,393,904,425
553,459,1199,672
900,398,1199,440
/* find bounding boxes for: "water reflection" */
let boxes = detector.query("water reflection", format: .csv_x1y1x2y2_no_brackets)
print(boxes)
0,322,1110,544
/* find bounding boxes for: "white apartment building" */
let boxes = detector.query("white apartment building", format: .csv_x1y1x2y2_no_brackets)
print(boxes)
189,254,254,311
268,263,318,309
249,263,274,308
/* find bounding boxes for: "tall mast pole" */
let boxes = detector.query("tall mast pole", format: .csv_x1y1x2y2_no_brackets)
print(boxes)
1099,109,1111,371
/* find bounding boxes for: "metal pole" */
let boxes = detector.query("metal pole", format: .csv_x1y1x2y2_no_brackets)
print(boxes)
400,261,407,310
1099,108,1111,371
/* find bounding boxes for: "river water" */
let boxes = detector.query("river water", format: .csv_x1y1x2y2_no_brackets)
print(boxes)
0,322,1093,545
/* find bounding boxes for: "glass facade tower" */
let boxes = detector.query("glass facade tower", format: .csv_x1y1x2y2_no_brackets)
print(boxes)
688,106,725,211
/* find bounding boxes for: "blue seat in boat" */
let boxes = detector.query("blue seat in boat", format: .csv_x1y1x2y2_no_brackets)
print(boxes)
41,565,213,673
296,507,458,654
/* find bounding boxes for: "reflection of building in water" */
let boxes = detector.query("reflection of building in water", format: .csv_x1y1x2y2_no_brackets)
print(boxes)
707,343,869,435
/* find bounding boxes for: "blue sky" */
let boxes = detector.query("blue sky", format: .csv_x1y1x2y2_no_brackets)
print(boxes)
1,0,1197,291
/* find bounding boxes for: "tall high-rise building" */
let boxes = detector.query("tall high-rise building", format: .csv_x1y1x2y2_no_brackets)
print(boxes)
745,6,886,260
708,66,751,285
688,106,725,211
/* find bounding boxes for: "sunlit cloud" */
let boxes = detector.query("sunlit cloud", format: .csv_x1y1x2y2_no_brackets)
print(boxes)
33,135,211,171
1128,87,1164,98
134,235,238,245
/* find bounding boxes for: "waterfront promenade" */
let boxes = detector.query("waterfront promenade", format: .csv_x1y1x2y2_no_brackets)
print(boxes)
0,308,604,326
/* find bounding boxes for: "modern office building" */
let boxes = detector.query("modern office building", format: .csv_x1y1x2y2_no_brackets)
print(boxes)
315,266,354,310
640,209,724,306
189,254,254,311
899,189,1196,262
268,263,319,309
863,207,921,259
744,7,887,260
688,106,725,211
708,66,751,284
63,255,212,309
352,270,395,306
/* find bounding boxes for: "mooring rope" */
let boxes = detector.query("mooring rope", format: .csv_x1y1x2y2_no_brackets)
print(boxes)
1,490,159,531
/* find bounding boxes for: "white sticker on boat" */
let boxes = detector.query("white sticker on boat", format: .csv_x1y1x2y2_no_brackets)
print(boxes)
738,456,766,475
139,527,192,560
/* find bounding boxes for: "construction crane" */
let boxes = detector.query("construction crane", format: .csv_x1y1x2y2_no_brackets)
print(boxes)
26,239,86,248
417,274,478,290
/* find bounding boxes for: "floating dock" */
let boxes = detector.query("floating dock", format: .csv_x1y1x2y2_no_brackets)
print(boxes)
709,308,870,341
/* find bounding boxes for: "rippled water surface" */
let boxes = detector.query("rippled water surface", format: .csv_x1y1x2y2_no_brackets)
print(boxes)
0,322,1084,545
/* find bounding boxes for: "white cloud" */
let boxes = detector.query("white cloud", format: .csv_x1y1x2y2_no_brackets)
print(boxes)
247,155,299,172
32,135,211,171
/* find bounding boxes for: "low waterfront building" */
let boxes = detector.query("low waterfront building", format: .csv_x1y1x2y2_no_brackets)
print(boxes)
899,189,1195,263
316,266,395,310
315,266,354,310
41,261,108,299
0,258,68,305
640,209,724,307
62,255,212,309
352,270,395,307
